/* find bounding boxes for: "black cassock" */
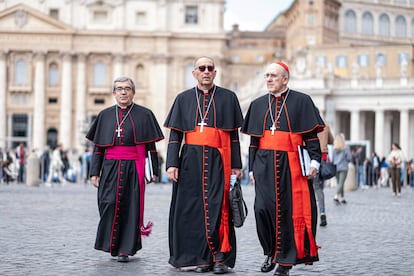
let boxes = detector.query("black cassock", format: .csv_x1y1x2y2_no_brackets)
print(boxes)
86,103,163,257
164,86,243,268
242,89,324,266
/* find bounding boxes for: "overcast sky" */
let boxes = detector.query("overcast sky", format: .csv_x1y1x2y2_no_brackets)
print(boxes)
224,0,295,31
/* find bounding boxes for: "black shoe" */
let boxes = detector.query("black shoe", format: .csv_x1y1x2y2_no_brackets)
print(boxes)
213,262,228,274
261,255,275,272
117,254,129,262
341,199,347,204
333,198,340,205
320,214,327,227
195,265,212,273
273,265,291,276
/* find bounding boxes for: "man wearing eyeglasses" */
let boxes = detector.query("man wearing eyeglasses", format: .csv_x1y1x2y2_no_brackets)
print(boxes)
164,56,243,274
241,62,324,276
86,76,164,263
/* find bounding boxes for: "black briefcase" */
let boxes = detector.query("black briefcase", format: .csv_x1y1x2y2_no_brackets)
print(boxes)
229,179,248,228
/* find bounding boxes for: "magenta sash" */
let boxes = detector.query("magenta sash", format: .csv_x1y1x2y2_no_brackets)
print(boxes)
105,145,153,236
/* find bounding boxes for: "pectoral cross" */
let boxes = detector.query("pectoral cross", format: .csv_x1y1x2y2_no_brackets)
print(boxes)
198,120,207,132
116,127,122,137
270,124,276,135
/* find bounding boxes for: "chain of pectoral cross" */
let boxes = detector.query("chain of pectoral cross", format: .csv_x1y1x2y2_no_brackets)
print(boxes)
115,104,134,137
268,89,289,135
195,85,217,132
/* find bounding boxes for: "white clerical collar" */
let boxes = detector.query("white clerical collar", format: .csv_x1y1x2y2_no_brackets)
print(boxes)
196,85,215,95
269,87,289,97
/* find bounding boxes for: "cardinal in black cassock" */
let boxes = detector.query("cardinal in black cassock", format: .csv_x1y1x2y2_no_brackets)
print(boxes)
86,77,164,261
242,62,324,275
164,57,243,273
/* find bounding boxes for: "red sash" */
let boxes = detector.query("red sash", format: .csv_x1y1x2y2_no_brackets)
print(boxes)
258,130,318,258
105,145,153,236
185,126,232,253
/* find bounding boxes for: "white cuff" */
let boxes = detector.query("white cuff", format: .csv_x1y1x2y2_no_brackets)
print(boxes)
311,160,320,171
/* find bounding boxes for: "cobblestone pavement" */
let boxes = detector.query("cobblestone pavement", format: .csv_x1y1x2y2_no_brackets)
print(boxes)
1,182,414,276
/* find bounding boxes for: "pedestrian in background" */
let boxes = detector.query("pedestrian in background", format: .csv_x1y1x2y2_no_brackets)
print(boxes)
164,56,243,274
371,152,381,187
387,143,405,196
60,150,70,181
2,159,15,184
16,143,26,183
242,61,323,276
352,146,365,189
364,157,373,187
86,76,164,262
331,133,352,204
379,157,389,187
0,147,3,183
46,144,65,186
409,159,414,188
313,123,334,227
80,147,92,184
40,147,51,182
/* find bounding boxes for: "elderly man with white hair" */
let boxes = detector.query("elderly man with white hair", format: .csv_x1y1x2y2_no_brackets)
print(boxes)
242,61,324,276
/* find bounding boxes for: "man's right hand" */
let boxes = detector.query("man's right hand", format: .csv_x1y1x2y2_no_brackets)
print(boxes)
167,167,179,182
90,176,99,188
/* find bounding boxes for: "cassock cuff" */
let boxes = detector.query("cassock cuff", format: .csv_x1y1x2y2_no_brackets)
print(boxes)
311,160,320,171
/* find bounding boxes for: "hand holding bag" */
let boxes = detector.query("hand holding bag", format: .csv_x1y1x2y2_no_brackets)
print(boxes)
320,158,336,180
229,176,248,228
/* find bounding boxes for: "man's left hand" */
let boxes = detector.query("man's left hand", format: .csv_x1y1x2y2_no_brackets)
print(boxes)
307,167,318,179
232,168,242,179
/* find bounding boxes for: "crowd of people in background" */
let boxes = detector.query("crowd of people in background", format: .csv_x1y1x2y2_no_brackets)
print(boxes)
347,142,413,194
1,141,414,191
1,139,414,192
0,65,414,275
0,144,93,186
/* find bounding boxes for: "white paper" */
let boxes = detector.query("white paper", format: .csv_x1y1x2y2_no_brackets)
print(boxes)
298,145,311,176
145,151,154,182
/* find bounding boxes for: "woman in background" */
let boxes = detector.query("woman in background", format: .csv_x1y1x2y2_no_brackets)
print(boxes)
387,143,405,196
331,133,352,204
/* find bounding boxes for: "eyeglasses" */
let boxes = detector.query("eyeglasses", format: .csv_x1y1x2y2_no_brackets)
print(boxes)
115,86,132,92
264,73,278,79
196,65,215,72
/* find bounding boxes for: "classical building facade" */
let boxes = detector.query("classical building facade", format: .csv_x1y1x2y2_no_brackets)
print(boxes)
0,0,227,156
231,0,414,159
0,0,413,161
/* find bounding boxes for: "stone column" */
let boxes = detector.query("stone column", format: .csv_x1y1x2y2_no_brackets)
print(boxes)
76,54,86,151
359,112,366,142
7,114,12,149
60,52,72,149
325,99,336,134
383,113,392,156
374,109,385,157
400,109,409,159
27,113,33,150
113,54,123,80
350,109,360,142
0,51,6,149
32,52,46,151
150,54,170,156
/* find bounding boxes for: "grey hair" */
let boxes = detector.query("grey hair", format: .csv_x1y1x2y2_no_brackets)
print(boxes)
113,76,136,93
